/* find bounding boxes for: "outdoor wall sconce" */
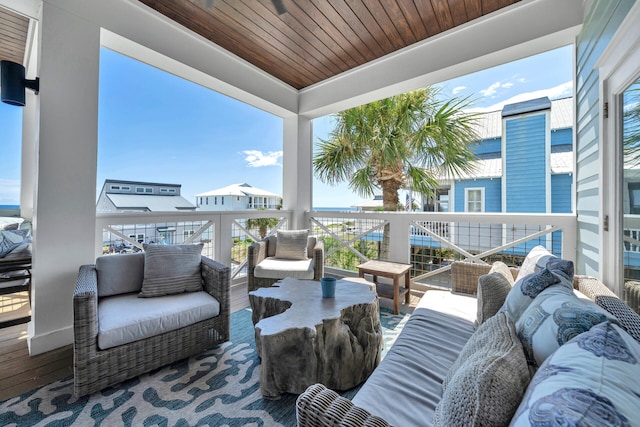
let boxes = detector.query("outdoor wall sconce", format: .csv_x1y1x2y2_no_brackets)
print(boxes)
1,60,39,107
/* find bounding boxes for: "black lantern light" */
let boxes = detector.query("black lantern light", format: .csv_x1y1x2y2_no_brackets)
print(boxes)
1,60,39,107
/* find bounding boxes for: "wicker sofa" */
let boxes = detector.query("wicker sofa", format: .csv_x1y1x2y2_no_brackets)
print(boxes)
296,252,640,426
73,252,230,397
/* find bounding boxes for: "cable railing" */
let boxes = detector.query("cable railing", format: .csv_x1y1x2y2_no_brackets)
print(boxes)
306,210,577,290
96,210,291,281
96,210,577,291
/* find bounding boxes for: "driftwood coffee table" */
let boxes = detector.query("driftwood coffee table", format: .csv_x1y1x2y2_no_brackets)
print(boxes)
249,277,382,399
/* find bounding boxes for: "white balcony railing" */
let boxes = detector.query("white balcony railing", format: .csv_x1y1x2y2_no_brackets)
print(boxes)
96,210,577,290
305,210,577,289
96,210,292,282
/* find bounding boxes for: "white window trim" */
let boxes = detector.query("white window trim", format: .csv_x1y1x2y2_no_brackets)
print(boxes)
464,187,485,212
597,1,640,294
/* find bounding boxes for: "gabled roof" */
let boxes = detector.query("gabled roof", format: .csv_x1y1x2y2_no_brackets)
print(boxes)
473,97,573,140
195,183,281,198
106,194,195,211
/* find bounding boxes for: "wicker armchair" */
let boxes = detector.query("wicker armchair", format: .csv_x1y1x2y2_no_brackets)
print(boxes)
247,235,324,292
73,254,230,397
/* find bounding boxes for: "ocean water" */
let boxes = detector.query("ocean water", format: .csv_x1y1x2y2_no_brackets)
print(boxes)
313,207,357,211
0,204,20,215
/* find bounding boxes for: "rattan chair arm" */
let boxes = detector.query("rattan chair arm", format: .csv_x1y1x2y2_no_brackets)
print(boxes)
450,261,492,295
296,383,391,427
73,264,99,356
247,241,268,271
201,256,230,303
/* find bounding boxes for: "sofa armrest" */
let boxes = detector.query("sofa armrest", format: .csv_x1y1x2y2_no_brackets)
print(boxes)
574,275,640,342
201,256,230,307
573,274,617,299
312,239,324,281
73,264,99,358
297,384,390,427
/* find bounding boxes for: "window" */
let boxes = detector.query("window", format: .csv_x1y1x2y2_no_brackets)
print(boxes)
136,187,144,193
145,188,153,193
465,188,484,212
160,188,168,193
630,182,640,215
110,185,120,190
221,196,224,205
121,186,130,191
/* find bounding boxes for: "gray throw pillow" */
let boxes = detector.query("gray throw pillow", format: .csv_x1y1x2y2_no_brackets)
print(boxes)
139,243,204,298
275,229,309,260
435,312,530,426
477,271,512,325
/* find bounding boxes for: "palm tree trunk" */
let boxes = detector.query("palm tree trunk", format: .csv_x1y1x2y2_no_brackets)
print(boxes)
379,178,401,261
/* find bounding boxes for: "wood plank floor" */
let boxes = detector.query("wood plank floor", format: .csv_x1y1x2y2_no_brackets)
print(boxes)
0,281,423,403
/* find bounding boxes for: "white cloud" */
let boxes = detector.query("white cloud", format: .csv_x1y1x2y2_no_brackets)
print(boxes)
480,82,502,97
452,86,467,95
0,179,20,205
467,81,573,113
242,150,283,167
480,80,518,97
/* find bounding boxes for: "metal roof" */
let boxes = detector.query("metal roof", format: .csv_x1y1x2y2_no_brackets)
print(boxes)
103,179,181,188
195,183,281,198
450,151,573,180
106,194,195,211
472,97,573,140
502,97,552,117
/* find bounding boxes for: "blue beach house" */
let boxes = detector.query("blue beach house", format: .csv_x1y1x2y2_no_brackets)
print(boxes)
432,96,573,216
420,96,573,257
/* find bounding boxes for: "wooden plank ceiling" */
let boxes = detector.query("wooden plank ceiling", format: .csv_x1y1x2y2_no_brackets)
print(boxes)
0,6,28,64
139,0,521,90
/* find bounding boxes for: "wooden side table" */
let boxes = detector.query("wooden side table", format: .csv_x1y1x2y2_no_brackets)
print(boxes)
357,260,411,314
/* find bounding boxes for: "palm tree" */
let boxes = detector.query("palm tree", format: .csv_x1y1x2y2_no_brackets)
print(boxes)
246,209,280,240
314,87,479,258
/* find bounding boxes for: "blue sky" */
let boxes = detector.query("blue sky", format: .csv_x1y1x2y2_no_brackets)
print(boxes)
0,45,572,208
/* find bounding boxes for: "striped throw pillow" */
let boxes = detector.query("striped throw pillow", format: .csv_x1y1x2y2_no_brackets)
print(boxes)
139,243,204,298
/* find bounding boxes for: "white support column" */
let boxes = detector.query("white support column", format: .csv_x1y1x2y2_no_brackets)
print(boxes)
283,115,313,230
219,214,234,268
388,213,411,264
20,91,37,220
28,3,100,354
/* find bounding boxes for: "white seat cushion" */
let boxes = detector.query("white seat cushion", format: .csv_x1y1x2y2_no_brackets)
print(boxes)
253,257,314,280
97,291,220,350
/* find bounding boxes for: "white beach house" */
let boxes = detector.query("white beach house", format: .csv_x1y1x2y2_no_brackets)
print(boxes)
195,183,282,211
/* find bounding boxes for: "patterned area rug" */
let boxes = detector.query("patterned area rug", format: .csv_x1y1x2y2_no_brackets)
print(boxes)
0,307,409,427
